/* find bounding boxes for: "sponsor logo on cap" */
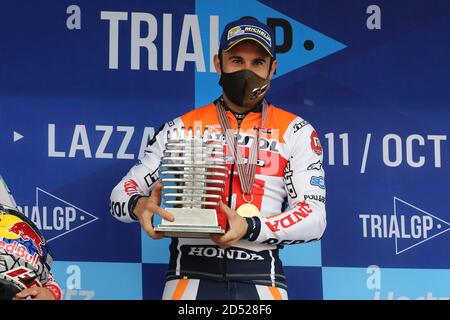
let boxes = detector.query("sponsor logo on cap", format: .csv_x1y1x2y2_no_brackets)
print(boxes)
227,26,245,40
227,25,272,47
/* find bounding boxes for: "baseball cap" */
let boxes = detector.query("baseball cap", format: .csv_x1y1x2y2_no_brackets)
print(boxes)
219,17,275,57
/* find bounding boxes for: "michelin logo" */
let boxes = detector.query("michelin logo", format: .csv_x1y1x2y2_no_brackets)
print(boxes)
227,25,272,46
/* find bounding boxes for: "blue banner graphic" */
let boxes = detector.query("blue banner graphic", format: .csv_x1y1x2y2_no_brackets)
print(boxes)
1,0,449,299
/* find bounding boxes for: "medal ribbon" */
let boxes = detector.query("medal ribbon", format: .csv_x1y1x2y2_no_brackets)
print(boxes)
215,98,269,198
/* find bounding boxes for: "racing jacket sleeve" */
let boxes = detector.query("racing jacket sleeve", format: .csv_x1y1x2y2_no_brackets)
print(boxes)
243,118,327,245
110,120,181,223
44,273,62,300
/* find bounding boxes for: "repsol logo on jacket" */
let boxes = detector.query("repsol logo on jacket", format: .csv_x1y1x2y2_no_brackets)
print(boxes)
188,246,264,261
165,129,280,153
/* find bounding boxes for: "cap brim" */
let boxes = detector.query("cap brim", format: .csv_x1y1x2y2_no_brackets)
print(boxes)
225,37,274,57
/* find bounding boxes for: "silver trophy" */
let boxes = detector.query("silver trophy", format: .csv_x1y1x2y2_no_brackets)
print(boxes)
154,127,228,238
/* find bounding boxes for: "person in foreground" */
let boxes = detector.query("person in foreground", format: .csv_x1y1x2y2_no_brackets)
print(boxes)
111,17,326,300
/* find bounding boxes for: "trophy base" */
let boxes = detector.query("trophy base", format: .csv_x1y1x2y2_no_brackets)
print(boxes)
154,208,225,238
154,225,225,238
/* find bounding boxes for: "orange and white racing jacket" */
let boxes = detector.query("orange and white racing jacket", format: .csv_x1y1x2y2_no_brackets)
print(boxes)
110,99,326,289
44,274,62,300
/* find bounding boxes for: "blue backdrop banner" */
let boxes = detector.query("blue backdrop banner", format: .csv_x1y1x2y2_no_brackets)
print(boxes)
0,0,449,300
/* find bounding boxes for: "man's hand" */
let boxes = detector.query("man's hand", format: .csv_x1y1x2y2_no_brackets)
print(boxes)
134,181,175,239
14,286,55,300
210,202,248,249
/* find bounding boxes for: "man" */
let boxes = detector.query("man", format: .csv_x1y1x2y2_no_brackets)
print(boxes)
110,17,326,300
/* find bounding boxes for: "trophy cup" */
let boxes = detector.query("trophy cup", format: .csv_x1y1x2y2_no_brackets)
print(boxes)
154,127,228,238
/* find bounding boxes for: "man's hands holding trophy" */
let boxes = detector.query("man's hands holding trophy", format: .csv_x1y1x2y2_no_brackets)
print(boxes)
133,126,249,246
210,202,249,249
133,181,174,240
134,181,248,248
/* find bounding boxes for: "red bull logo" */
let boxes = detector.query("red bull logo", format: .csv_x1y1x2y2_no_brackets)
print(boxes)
0,240,40,268
8,221,44,255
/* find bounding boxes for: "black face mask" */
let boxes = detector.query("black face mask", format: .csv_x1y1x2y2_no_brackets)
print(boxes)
219,69,270,108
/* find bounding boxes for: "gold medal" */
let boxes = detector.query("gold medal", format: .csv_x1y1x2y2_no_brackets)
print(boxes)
237,203,260,217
